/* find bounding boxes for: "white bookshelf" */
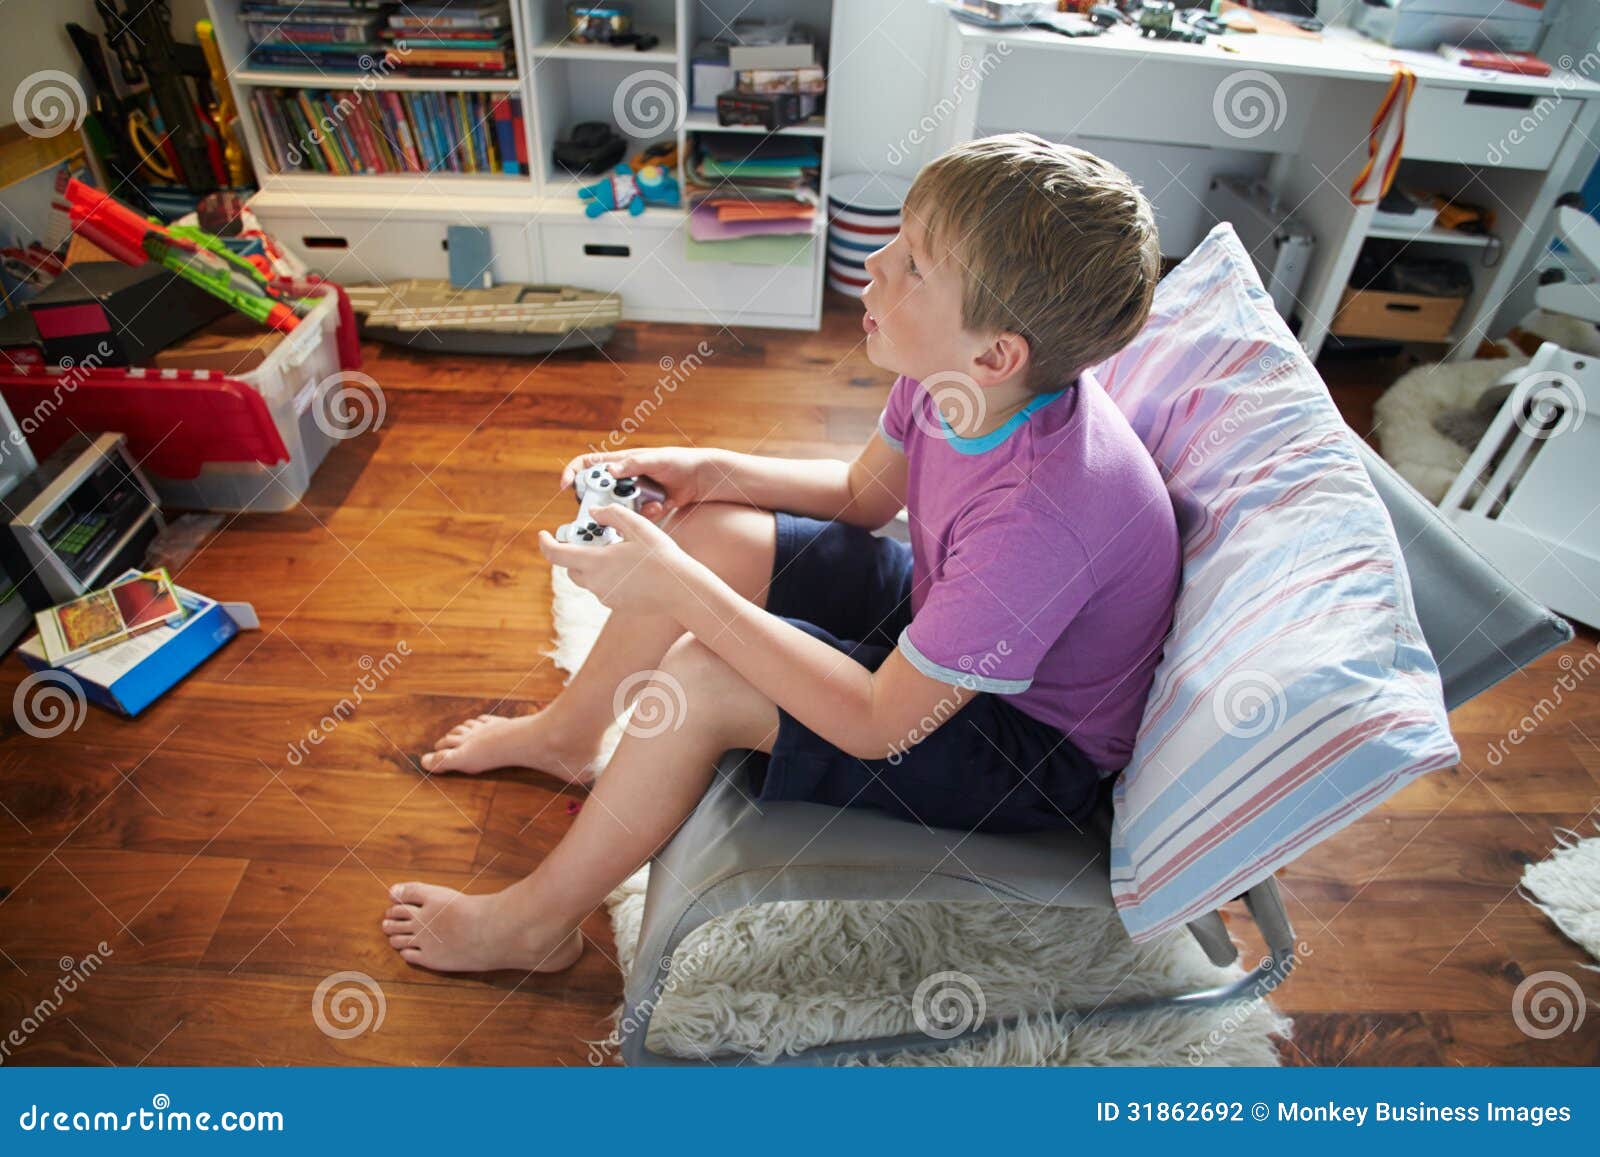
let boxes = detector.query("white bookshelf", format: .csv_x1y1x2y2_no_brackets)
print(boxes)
211,0,837,329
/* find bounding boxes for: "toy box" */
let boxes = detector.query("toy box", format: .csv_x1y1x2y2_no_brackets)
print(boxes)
0,282,361,513
17,568,259,717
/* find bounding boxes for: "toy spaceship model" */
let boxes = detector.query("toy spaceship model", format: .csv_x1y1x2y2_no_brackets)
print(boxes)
342,280,623,356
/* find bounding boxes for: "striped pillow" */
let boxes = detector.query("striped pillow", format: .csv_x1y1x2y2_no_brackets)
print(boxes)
1094,223,1458,943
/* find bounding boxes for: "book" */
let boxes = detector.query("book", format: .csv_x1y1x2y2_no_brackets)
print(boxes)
492,95,516,174
34,568,186,666
1438,46,1553,77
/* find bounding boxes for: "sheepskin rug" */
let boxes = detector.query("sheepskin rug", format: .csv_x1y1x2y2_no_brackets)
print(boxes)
1373,348,1527,503
1522,825,1600,967
549,569,1291,1065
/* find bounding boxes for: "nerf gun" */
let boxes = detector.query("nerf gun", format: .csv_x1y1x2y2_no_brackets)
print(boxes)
64,179,306,333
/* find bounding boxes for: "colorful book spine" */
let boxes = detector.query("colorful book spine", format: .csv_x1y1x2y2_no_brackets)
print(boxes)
254,89,515,175
492,95,515,175
510,93,527,174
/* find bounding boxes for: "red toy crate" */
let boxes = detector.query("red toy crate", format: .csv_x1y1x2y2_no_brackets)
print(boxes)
0,281,364,512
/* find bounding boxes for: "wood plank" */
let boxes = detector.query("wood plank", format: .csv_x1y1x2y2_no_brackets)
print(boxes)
0,968,608,1066
0,743,496,873
198,859,621,998
0,850,248,968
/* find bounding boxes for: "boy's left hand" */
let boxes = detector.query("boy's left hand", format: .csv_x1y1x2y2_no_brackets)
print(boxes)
538,504,695,618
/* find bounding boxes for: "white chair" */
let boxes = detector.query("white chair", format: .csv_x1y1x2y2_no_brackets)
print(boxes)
1438,341,1599,629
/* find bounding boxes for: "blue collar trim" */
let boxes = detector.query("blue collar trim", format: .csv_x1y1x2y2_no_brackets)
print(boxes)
938,389,1064,455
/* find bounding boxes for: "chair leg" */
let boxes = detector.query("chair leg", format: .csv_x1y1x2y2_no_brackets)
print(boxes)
618,878,1299,1067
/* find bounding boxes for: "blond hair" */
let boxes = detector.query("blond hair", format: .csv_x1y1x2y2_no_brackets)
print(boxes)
903,133,1160,391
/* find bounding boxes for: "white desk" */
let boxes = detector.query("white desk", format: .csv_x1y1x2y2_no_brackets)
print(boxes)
924,18,1600,362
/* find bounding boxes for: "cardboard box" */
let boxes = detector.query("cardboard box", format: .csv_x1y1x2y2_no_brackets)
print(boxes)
17,569,258,717
153,312,286,375
737,66,826,95
1331,286,1465,342
691,42,736,111
728,43,814,70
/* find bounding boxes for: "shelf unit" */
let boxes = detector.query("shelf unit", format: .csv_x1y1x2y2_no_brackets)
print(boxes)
209,0,836,329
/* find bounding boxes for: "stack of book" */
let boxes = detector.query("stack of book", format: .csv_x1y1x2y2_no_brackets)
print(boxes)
19,568,257,718
243,0,517,79
685,136,820,260
383,0,516,76
249,88,527,176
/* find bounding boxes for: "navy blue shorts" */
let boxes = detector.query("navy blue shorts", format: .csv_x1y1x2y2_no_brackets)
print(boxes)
753,512,1104,834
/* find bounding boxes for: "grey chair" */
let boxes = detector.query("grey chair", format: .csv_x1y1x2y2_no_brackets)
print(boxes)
618,441,1573,1066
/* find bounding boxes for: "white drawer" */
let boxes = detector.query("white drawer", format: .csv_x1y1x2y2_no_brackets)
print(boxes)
537,219,817,324
252,209,538,284
1403,82,1576,169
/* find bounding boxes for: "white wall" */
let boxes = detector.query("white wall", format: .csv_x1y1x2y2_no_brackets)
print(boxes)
826,0,948,181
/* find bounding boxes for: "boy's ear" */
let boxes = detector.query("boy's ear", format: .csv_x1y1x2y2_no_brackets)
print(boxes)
971,330,1031,387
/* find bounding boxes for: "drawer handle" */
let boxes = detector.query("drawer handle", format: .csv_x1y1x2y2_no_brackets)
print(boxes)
584,244,631,258
1464,89,1536,111
301,235,349,249
1384,302,1422,313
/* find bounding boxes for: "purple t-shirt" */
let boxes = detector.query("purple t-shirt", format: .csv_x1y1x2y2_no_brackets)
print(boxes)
878,370,1180,772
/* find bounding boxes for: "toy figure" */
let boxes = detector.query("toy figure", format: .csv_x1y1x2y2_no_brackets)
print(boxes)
578,163,681,218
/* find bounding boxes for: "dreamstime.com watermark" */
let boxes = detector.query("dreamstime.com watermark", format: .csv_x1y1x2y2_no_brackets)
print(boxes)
1211,668,1288,741
285,643,410,766
1213,70,1288,141
3,342,117,465
886,45,1011,167
312,970,386,1039
613,668,688,740
912,970,986,1040
887,641,1012,764
313,371,387,441
0,943,113,1064
909,370,987,444
1185,940,1312,1064
588,340,715,457
613,70,684,138
588,938,715,1064
283,48,411,170
1484,39,1600,164
1184,353,1300,468
1485,644,1599,767
17,1095,283,1133
12,670,88,740
12,70,87,139
1511,970,1590,1040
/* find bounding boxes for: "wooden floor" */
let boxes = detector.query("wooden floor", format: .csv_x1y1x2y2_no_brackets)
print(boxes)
0,294,1596,1067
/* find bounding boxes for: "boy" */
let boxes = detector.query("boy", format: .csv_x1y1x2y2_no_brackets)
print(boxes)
381,133,1180,974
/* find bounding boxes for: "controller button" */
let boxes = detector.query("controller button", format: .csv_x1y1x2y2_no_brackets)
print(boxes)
613,479,636,497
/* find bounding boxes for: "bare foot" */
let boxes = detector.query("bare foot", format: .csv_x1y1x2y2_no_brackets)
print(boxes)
419,711,602,784
382,881,583,974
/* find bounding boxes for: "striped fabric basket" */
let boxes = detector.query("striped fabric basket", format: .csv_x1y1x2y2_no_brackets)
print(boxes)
1094,223,1459,943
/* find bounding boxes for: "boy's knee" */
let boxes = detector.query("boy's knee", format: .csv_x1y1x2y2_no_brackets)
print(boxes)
664,502,737,558
658,632,726,688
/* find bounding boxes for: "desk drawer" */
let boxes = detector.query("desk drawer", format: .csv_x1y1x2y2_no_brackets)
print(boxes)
539,220,816,322
1403,83,1575,169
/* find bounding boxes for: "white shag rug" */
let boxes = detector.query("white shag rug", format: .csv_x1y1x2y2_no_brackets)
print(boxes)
1371,309,1600,505
1373,346,1527,504
548,568,1291,1065
1522,825,1600,968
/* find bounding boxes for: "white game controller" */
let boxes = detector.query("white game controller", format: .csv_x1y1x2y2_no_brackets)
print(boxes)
556,463,666,545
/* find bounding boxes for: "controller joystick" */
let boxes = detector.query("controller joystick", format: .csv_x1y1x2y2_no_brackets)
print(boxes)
555,463,665,546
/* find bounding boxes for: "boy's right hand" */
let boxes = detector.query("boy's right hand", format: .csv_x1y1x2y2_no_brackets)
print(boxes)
558,448,720,522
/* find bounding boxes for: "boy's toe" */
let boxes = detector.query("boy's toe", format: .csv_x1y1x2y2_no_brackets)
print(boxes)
385,905,416,922
388,934,415,950
389,882,427,905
